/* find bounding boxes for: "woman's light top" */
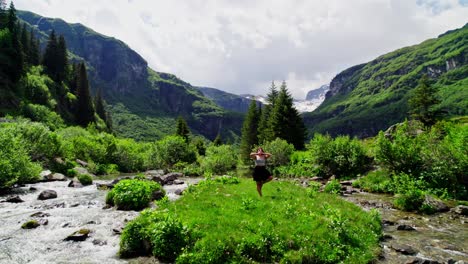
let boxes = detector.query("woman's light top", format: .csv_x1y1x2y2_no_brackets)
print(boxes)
255,158,266,166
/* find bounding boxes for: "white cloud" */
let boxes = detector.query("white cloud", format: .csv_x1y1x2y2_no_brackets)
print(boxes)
14,0,468,99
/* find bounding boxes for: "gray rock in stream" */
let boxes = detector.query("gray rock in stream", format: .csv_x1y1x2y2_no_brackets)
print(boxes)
391,243,417,255
38,190,57,200
407,257,441,264
423,195,449,213
152,172,183,185
64,229,91,242
5,195,24,203
397,224,416,231
451,205,468,216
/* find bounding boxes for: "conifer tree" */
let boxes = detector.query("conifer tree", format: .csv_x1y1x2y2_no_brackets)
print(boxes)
105,111,113,131
0,0,6,29
6,2,23,82
213,133,222,146
28,29,40,65
258,81,278,143
176,116,190,142
56,35,68,82
6,2,16,32
75,63,95,127
268,81,306,150
42,30,58,81
20,23,29,63
240,99,259,163
94,89,106,121
408,74,440,127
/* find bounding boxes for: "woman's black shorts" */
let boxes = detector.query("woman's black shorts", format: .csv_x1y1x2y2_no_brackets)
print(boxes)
253,166,271,182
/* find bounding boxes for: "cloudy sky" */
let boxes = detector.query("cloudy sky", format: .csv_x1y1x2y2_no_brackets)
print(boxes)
15,0,468,99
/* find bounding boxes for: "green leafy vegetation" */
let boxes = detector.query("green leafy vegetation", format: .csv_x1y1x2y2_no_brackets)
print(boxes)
78,174,93,186
304,23,468,138
120,179,382,263
106,179,165,211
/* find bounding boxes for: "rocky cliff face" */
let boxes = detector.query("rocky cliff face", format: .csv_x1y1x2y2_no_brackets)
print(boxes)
197,87,262,113
304,23,468,138
306,84,329,101
18,11,243,141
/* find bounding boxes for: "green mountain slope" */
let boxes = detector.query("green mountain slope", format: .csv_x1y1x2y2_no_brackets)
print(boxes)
17,10,242,141
196,86,262,113
304,23,468,137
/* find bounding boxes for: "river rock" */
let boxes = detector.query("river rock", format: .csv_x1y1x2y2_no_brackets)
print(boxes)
43,173,66,182
38,219,49,226
30,212,50,218
423,195,449,213
96,179,120,190
175,189,184,195
407,257,441,264
174,180,185,185
152,172,183,185
64,229,91,241
74,166,93,176
397,224,416,231
21,220,40,229
5,195,24,203
391,243,417,255
311,176,323,181
29,186,37,191
382,219,396,226
448,259,467,264
340,180,353,186
451,205,468,216
76,159,88,167
152,190,165,201
39,170,53,179
38,190,57,200
92,239,107,246
145,170,164,177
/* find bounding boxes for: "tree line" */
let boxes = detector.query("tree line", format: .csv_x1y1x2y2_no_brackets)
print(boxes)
0,1,111,130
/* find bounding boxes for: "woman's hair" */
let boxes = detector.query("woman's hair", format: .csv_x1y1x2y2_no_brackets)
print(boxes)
257,147,264,153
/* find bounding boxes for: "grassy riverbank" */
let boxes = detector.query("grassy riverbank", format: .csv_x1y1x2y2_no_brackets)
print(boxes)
120,178,382,263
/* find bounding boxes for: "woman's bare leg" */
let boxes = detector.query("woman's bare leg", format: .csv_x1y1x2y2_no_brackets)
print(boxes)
264,176,273,183
256,182,263,197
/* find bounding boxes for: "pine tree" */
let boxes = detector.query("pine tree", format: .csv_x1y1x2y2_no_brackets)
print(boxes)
0,0,7,29
6,2,16,33
56,35,68,82
408,74,440,127
175,116,190,142
29,29,40,65
20,23,29,63
105,111,113,131
268,81,306,150
7,3,23,82
213,133,222,146
258,81,278,143
75,63,95,127
240,99,259,163
42,30,58,81
94,89,107,121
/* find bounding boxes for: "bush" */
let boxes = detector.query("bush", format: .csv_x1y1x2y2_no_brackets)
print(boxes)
262,138,295,167
106,179,165,211
119,210,191,260
66,169,77,177
78,174,93,186
147,135,197,169
111,138,149,172
309,134,371,179
22,103,65,130
0,125,42,188
324,179,342,194
353,170,394,193
392,173,426,211
200,145,237,174
276,151,316,177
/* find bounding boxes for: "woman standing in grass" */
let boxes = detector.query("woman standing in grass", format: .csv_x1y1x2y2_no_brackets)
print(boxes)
250,147,273,197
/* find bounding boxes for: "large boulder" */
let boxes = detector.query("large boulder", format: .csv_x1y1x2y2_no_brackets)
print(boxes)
390,243,417,255
152,172,183,185
423,195,449,213
38,190,57,200
39,170,53,180
451,205,468,216
5,195,24,203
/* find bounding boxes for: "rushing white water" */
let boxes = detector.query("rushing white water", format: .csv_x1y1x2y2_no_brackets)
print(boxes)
0,177,200,264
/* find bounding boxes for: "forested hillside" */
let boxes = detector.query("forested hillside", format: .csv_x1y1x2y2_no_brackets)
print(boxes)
304,23,468,137
15,10,243,141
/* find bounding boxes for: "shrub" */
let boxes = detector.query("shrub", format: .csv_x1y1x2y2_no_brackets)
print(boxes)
392,173,426,211
0,126,42,188
276,151,316,177
106,179,165,211
22,103,65,130
119,210,191,260
308,134,371,179
324,179,342,194
111,138,148,172
262,138,295,167
66,169,77,177
214,175,240,184
147,135,197,169
353,170,394,193
200,145,237,174
78,174,93,186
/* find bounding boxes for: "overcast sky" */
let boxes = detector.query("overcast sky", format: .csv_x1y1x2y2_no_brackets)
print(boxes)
15,0,468,99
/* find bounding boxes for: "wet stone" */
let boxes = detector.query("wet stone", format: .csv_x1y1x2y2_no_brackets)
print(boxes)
30,212,50,218
407,257,441,264
64,229,91,242
382,219,396,226
391,243,417,255
397,224,416,231
451,205,468,216
152,190,165,201
21,220,40,229
38,190,57,200
29,187,37,191
92,239,107,246
175,189,184,196
5,195,24,203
